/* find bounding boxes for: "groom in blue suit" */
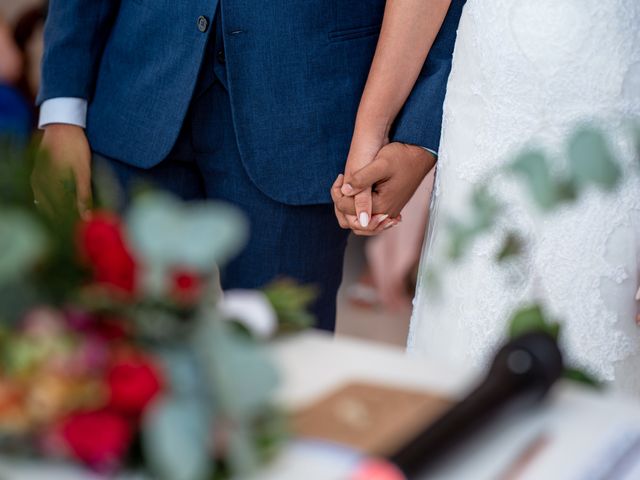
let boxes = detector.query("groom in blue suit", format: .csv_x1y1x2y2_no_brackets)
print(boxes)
37,0,464,330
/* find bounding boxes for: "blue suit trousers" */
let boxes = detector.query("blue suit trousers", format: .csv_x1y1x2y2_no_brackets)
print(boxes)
95,75,350,331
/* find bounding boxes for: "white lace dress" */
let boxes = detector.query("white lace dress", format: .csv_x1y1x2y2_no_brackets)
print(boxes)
409,0,640,395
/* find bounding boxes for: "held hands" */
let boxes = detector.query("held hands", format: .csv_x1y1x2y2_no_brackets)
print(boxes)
332,132,396,236
332,142,436,236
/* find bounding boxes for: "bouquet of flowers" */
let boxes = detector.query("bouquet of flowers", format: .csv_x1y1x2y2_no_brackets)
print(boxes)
0,144,316,479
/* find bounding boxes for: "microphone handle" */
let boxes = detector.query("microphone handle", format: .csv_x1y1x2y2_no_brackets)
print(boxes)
389,371,535,478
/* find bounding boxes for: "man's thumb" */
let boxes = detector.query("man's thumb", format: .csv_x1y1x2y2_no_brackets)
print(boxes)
341,160,387,197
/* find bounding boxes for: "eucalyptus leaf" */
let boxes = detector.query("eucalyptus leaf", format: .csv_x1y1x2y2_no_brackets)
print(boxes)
496,233,523,262
227,422,259,477
263,281,318,333
0,209,48,285
445,187,501,261
509,151,559,210
563,367,601,389
0,280,42,325
471,187,500,231
568,127,621,191
0,142,37,206
126,192,249,271
193,315,279,476
195,315,279,419
143,396,212,480
508,304,559,339
156,347,205,397
446,219,472,261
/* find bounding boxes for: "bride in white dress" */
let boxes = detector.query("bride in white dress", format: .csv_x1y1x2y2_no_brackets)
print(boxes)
409,0,640,395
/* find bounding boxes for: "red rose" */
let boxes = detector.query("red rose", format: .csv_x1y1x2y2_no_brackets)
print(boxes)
171,269,203,304
59,410,132,470
107,356,163,416
77,213,137,294
92,317,130,342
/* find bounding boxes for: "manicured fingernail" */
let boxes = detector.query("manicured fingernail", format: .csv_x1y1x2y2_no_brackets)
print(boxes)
342,184,354,195
359,212,370,228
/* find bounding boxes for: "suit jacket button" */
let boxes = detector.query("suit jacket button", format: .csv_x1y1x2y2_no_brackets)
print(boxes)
217,48,225,64
197,16,209,33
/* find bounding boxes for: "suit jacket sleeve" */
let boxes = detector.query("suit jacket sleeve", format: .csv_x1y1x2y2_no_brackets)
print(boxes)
390,0,465,154
37,0,119,105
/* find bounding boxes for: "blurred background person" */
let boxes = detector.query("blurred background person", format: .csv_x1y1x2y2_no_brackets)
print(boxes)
0,13,30,140
347,171,434,312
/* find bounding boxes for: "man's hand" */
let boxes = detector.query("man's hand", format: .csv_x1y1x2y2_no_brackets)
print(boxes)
337,142,435,220
332,174,400,236
33,124,92,218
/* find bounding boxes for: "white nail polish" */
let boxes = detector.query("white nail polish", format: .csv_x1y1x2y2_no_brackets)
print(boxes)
384,221,397,230
359,212,370,228
376,214,389,224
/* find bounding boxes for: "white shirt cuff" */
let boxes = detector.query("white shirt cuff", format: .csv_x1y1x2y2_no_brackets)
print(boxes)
420,146,438,158
38,97,88,129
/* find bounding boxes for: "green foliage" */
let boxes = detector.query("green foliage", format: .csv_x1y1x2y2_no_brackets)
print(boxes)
0,141,37,207
143,396,213,480
263,280,318,333
508,305,560,340
496,232,524,262
568,127,621,191
126,192,249,272
0,143,297,478
509,150,560,211
509,128,622,215
508,304,601,388
193,313,280,476
437,124,638,389
0,143,88,304
446,186,501,260
563,368,602,389
0,209,48,285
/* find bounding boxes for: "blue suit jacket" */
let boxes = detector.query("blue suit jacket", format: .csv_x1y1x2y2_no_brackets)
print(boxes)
39,0,465,205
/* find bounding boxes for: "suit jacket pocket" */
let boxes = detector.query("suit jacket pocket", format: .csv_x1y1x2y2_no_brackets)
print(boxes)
328,24,381,43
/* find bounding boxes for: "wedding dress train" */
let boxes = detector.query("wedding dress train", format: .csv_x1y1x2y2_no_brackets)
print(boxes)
409,0,640,395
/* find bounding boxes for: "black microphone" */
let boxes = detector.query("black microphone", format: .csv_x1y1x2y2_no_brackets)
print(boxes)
389,331,564,479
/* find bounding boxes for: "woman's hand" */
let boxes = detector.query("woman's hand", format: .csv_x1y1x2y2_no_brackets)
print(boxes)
335,126,400,232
